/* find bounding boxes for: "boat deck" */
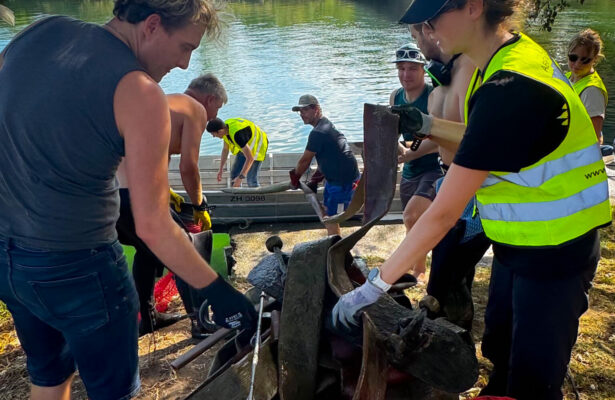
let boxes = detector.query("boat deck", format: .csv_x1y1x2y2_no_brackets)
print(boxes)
168,143,404,226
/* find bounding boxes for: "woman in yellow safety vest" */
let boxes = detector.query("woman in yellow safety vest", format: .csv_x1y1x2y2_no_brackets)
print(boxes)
566,29,608,143
206,117,269,188
332,1,611,399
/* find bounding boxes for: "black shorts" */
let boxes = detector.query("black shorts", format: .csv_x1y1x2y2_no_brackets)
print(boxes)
399,169,443,209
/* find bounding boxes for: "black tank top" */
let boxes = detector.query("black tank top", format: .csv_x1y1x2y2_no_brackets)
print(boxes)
0,16,144,250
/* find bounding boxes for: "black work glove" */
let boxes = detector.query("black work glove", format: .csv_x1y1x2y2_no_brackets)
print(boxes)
306,169,325,193
289,168,301,189
390,104,433,139
199,275,257,333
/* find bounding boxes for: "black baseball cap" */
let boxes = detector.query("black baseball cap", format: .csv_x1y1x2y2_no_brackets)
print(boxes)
399,0,449,24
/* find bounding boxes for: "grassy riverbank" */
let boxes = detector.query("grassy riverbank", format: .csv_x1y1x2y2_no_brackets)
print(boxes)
0,219,614,399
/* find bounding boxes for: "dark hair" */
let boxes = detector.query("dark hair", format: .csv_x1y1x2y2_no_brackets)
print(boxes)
113,0,221,37
206,117,226,133
444,0,518,29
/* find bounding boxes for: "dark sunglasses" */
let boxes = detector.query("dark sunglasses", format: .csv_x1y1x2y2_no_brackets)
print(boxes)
424,0,458,30
568,54,592,65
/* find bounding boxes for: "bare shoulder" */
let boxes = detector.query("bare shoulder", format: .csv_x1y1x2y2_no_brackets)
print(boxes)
168,93,206,122
452,55,476,88
114,71,168,136
389,89,398,106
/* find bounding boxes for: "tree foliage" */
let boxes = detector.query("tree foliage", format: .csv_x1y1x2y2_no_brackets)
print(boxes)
525,0,585,31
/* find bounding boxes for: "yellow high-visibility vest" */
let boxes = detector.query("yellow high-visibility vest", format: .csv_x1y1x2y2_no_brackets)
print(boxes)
464,33,611,246
566,70,608,107
223,118,268,162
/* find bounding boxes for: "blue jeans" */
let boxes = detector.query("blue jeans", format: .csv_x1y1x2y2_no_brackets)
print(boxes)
231,152,262,187
0,239,140,400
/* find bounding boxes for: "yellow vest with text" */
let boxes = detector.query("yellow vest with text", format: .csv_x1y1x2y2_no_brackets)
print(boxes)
565,70,608,107
223,118,268,161
464,33,611,247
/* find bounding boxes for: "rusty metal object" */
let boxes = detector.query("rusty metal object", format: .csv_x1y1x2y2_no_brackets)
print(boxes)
299,181,327,221
278,236,340,400
171,327,231,370
352,314,388,400
186,337,278,400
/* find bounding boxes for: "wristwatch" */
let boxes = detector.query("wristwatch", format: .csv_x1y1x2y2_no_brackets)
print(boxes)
238,174,246,180
367,268,391,292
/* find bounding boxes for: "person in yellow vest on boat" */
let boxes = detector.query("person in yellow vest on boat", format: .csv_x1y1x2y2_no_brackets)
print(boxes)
333,1,611,399
207,117,269,187
566,29,608,143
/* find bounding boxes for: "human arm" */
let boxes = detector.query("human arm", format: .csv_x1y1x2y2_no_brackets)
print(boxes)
217,143,229,182
398,139,439,163
391,104,466,146
179,111,205,206
333,164,488,328
232,145,255,187
289,149,316,188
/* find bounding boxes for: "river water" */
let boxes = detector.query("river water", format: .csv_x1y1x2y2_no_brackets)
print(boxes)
1,0,613,154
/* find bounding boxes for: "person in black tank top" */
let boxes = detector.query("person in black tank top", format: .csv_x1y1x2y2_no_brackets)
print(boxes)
0,3,257,399
389,43,442,280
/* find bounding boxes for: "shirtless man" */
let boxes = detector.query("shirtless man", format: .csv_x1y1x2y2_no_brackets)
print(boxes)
410,24,490,329
116,73,228,337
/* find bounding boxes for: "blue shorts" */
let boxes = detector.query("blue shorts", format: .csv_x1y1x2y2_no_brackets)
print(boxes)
0,239,140,400
323,181,356,216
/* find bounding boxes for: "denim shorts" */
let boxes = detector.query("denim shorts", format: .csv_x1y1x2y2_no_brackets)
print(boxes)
323,181,356,216
0,239,140,400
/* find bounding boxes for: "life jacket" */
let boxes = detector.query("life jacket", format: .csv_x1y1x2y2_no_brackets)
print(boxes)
464,33,610,246
223,118,268,161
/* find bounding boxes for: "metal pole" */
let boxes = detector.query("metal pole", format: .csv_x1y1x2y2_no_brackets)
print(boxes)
247,291,266,400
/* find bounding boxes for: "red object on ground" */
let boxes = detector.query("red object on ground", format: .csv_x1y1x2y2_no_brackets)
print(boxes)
154,272,179,312
152,218,201,312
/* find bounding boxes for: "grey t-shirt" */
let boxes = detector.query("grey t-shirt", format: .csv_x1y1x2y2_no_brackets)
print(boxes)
579,86,606,118
0,16,143,250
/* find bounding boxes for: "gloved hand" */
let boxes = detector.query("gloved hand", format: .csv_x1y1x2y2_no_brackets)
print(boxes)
289,168,301,189
307,169,325,193
193,199,212,230
332,281,385,330
193,209,212,230
169,188,184,212
199,274,257,332
390,104,433,138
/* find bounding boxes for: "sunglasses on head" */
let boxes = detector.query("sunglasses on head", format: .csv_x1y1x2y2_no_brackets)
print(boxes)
396,49,422,60
568,54,592,65
424,0,458,30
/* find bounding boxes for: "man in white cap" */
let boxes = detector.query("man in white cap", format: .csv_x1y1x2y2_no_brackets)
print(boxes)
389,43,441,280
290,95,360,236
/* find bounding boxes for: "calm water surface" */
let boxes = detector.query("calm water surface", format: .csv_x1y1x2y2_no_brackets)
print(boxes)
1,0,613,154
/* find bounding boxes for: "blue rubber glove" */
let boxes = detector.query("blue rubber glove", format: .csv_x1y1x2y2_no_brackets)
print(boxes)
332,281,385,330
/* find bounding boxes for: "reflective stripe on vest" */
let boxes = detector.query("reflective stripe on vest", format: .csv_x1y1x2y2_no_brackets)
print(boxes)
566,70,608,106
465,33,611,246
223,118,268,161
